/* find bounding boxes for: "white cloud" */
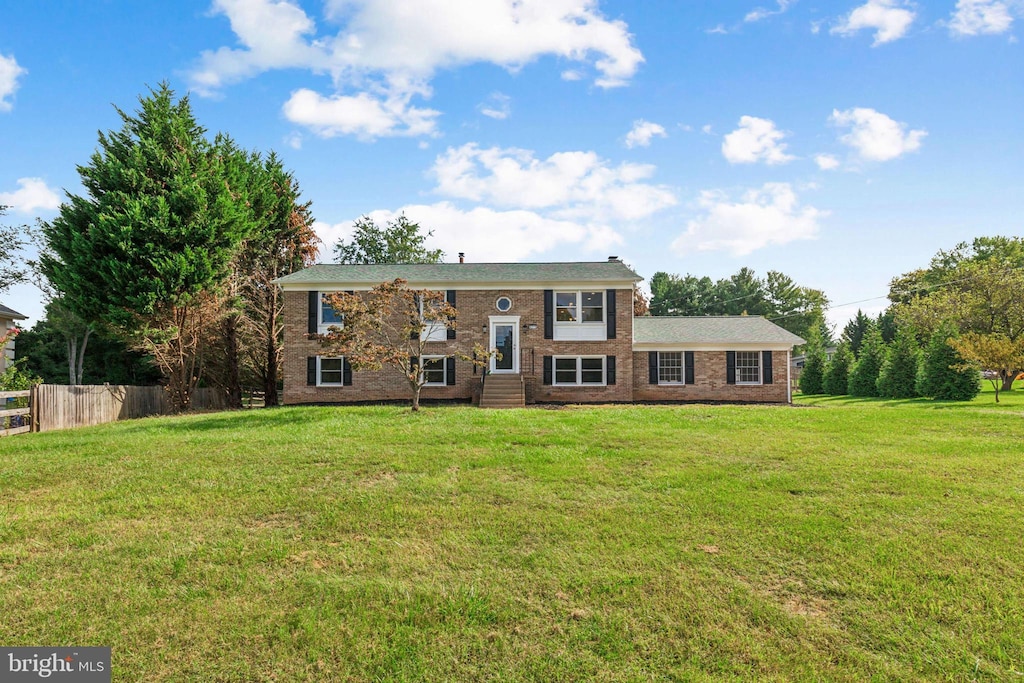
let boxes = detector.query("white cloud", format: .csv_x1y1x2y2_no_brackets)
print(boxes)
672,183,825,256
0,178,61,214
0,53,26,112
949,0,1014,36
319,202,622,262
701,124,714,135
814,153,840,170
282,87,440,139
830,107,926,161
478,92,511,120
705,24,730,35
831,0,916,45
745,0,795,22
560,69,584,81
431,143,677,222
721,116,795,165
191,0,644,139
284,132,303,149
624,119,667,148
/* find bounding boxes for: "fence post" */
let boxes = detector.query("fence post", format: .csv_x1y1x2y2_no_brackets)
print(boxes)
30,384,38,433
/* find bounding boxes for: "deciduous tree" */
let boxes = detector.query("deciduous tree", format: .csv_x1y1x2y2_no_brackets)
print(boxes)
317,279,489,411
0,206,27,293
334,215,443,264
949,333,1024,403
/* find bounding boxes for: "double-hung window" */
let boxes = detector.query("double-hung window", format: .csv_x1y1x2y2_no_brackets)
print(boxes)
421,356,447,386
319,292,343,331
553,356,606,386
318,357,344,386
554,290,605,340
420,292,448,342
735,351,761,384
658,352,684,385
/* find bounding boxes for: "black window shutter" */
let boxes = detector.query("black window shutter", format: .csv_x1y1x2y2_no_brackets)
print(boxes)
411,294,421,339
685,351,695,385
308,291,318,335
343,358,353,386
543,290,553,339
543,356,552,385
762,351,773,384
606,289,617,339
446,290,457,339
446,357,456,385
726,351,736,384
307,357,316,385
648,351,658,384
607,356,616,385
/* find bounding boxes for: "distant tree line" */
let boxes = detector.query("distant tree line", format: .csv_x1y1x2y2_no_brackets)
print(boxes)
800,236,1024,403
648,267,828,343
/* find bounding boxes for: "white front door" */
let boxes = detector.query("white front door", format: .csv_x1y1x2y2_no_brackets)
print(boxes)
489,316,520,373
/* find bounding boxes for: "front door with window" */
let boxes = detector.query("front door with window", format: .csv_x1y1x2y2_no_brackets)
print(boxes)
489,317,519,373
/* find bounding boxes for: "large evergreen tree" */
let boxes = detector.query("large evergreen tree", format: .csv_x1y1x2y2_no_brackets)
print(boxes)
40,83,248,410
798,324,827,395
848,327,885,397
842,309,872,357
823,342,853,395
876,326,920,399
917,324,980,401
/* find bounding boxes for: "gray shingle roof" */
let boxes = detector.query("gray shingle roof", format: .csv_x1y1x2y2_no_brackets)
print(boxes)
634,316,805,346
276,261,642,286
0,303,27,320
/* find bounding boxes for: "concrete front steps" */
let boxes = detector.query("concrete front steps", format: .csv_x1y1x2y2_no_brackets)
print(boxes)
479,373,525,409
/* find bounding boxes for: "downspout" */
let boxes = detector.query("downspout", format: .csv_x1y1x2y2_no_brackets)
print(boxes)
786,349,792,404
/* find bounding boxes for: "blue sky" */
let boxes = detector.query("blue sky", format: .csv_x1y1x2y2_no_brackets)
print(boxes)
2,0,1022,330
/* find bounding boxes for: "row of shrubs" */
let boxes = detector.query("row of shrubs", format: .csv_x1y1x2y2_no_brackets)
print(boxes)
800,323,980,401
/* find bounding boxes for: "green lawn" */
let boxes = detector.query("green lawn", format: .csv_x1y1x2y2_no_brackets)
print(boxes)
1,388,1022,681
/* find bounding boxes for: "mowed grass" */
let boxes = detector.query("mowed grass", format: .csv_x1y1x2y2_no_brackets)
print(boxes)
1,387,1023,681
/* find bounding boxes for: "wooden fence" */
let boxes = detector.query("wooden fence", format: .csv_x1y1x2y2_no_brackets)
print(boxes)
1,389,32,436
27,384,226,433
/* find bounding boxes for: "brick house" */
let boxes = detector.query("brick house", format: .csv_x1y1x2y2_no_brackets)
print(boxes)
276,259,804,406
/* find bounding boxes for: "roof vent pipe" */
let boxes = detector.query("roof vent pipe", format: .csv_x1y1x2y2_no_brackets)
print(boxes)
608,256,619,262
458,252,465,263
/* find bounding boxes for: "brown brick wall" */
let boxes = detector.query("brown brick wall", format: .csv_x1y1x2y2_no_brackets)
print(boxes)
282,288,635,404
632,350,791,403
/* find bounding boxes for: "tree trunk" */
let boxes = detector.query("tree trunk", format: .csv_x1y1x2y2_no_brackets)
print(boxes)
76,328,91,385
222,313,243,409
411,386,421,412
1001,370,1016,392
67,337,77,386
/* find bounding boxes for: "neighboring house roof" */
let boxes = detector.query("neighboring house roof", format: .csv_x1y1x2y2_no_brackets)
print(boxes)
275,261,643,288
0,303,28,320
633,316,805,348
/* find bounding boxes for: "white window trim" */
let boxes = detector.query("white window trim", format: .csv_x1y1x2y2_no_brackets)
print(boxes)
495,296,513,312
421,355,448,387
318,291,344,333
316,356,345,387
553,290,605,327
658,351,685,386
735,351,763,386
552,355,607,386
